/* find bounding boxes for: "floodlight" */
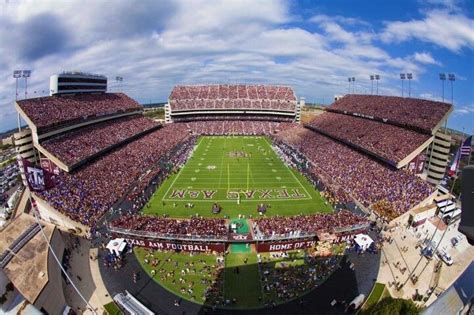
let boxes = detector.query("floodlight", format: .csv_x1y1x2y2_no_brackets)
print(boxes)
375,75,380,80
13,70,22,78
407,73,413,80
448,74,455,81
400,74,406,79
439,73,446,80
370,75,374,80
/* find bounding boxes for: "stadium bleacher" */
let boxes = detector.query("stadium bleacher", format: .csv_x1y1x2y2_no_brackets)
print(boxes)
276,125,435,219
37,124,191,226
169,84,297,112
16,92,141,131
41,115,160,167
306,112,431,165
329,94,452,133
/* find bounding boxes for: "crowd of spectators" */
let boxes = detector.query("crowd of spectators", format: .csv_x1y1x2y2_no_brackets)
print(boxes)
42,116,159,167
253,210,369,239
330,94,452,133
110,215,228,240
173,115,294,123
184,120,295,135
306,112,430,164
260,252,339,304
37,124,191,226
169,84,297,112
17,92,141,130
276,126,434,218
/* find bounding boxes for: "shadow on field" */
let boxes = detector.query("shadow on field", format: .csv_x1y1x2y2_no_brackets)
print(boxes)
99,245,380,315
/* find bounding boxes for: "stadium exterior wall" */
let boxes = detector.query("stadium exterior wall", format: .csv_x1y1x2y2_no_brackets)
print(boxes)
33,194,90,235
33,228,67,315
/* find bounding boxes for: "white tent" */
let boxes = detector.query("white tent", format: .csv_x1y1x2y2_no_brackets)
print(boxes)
354,234,374,251
106,238,127,256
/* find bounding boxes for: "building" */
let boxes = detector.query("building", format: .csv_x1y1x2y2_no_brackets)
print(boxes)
425,130,452,185
0,214,67,314
50,72,107,96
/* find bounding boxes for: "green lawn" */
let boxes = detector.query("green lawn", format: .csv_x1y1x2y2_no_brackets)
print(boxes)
144,136,332,219
362,282,386,311
223,252,263,308
135,248,224,305
104,302,123,315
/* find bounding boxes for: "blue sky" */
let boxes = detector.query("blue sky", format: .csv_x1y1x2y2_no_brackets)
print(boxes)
0,0,473,133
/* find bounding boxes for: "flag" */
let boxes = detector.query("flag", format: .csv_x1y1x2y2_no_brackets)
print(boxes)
448,148,460,177
461,135,472,157
22,159,56,191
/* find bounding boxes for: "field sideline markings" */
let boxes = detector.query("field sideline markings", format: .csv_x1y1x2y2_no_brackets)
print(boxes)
263,137,313,200
162,197,312,202
161,137,204,201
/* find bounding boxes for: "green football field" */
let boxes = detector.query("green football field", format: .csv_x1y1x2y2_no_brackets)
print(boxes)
144,136,332,218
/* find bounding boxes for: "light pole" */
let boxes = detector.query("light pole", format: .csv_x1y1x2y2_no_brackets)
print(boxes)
407,73,413,97
370,75,374,95
351,77,355,94
439,73,446,102
115,76,123,92
22,70,31,100
448,73,455,105
400,73,406,97
347,77,351,94
13,70,22,132
375,74,380,95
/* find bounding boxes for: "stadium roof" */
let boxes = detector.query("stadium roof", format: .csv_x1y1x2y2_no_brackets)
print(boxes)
0,213,55,303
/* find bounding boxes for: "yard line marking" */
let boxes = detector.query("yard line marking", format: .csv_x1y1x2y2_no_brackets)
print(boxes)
162,137,204,200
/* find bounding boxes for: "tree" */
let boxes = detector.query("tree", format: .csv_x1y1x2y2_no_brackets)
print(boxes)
360,297,420,315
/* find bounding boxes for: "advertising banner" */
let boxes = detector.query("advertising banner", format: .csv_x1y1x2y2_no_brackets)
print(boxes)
256,239,316,252
125,238,226,253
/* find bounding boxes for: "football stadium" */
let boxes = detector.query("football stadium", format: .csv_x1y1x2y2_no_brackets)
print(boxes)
3,69,472,314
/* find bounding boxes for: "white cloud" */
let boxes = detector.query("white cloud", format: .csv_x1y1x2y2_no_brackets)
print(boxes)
380,10,474,52
412,52,441,65
0,1,471,131
454,104,474,115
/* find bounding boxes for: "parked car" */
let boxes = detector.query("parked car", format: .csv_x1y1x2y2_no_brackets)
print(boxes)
437,250,453,266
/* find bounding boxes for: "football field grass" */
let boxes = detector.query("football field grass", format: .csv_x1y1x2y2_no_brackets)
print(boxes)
144,136,332,218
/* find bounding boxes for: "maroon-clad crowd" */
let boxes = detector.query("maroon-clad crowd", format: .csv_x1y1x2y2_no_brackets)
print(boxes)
169,84,297,112
184,120,296,135
330,94,452,132
38,124,191,226
42,116,159,166
276,126,434,218
17,93,141,130
306,112,430,164
253,210,369,239
110,215,228,240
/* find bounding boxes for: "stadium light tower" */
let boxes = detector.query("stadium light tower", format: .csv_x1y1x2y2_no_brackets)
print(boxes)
347,77,351,94
400,73,406,97
375,74,380,95
439,73,446,102
351,77,355,94
448,73,455,105
13,70,22,132
407,73,413,97
370,75,375,95
13,70,22,100
115,76,123,92
22,70,31,100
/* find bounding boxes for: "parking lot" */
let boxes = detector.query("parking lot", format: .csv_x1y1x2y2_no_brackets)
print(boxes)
0,146,21,226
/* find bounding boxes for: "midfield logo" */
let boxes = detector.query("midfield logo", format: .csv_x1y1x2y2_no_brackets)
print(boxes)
167,189,306,200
